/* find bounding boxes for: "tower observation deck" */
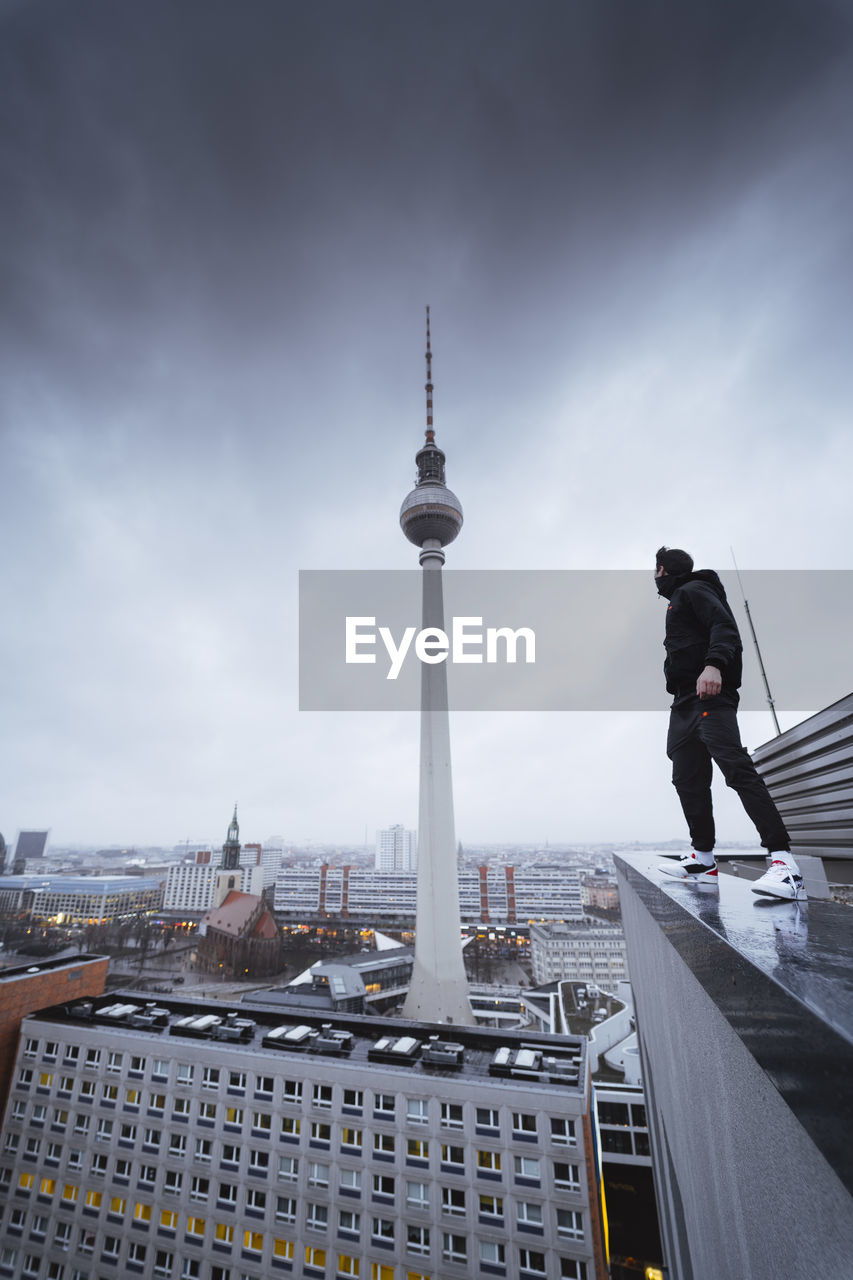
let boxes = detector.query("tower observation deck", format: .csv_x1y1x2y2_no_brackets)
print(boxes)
400,309,473,1025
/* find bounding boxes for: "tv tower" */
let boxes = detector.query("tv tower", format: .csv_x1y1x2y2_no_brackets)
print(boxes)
400,308,473,1025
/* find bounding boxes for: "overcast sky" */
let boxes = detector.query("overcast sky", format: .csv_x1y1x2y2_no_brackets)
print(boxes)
2,0,851,851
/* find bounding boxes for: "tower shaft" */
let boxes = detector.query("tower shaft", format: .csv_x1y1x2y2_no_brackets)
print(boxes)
402,541,473,1024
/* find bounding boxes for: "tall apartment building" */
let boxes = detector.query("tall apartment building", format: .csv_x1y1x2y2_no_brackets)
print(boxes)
163,863,264,914
529,923,629,988
275,866,584,925
374,827,417,873
0,992,604,1280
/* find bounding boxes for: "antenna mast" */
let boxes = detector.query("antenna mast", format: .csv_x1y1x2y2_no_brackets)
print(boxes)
730,549,781,737
425,305,433,439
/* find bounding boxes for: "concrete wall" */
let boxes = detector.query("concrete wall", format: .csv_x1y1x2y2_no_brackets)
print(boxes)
616,870,853,1280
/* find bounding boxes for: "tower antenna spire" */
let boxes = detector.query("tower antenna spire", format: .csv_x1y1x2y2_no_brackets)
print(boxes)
425,305,434,440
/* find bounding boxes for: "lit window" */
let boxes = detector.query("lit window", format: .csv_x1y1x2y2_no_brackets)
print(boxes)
243,1231,263,1254
407,1138,429,1161
341,1128,362,1150
160,1210,178,1231
337,1254,359,1276
109,1196,127,1216
84,1189,102,1209
38,1177,56,1198
215,1224,234,1245
273,1240,294,1260
186,1217,206,1239
134,1202,152,1223
479,1193,503,1219
305,1247,326,1269
478,1150,501,1172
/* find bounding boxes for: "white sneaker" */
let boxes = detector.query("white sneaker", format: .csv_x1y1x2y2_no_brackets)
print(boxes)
751,860,806,901
659,852,718,883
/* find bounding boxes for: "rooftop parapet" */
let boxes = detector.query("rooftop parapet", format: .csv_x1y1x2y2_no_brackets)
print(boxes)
614,851,853,1280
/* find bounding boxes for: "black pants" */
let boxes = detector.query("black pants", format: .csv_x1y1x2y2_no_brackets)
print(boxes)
666,692,790,854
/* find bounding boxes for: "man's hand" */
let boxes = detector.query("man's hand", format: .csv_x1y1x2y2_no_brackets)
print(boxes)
697,665,722,699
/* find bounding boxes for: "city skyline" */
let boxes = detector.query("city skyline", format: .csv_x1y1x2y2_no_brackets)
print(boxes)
3,1,852,846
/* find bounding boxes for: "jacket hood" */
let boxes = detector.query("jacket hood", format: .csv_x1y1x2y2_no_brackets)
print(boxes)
656,568,729,603
687,569,729,603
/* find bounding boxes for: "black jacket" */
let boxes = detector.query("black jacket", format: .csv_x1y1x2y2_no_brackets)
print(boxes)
658,570,743,697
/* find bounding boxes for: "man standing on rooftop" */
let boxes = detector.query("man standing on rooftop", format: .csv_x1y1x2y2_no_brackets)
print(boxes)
653,546,805,900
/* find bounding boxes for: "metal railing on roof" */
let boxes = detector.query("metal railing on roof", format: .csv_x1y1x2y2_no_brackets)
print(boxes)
752,692,853,866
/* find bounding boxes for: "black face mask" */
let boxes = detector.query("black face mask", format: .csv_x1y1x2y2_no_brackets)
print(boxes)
655,571,685,600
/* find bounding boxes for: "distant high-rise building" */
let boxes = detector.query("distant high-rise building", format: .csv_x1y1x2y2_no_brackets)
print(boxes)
375,825,417,872
400,310,473,1026
10,830,49,874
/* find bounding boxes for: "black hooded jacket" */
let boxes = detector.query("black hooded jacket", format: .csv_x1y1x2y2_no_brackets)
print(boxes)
657,569,743,697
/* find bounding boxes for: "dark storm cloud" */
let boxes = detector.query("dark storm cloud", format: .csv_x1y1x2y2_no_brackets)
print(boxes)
3,0,849,408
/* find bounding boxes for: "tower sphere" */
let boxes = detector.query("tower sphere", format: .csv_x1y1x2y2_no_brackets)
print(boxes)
400,482,463,548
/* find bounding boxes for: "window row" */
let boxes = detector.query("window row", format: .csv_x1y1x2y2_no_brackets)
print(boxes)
0,1240,588,1280
13,1064,576,1145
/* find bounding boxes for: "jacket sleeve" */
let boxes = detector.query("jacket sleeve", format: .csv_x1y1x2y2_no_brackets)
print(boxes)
683,583,742,673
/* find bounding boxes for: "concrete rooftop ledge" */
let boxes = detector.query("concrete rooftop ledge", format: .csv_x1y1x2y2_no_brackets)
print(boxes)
613,852,853,1197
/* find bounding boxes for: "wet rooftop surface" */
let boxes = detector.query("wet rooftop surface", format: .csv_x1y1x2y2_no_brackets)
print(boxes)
614,852,853,1194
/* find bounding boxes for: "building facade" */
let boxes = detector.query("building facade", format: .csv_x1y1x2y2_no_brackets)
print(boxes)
530,923,629,988
163,864,263,914
0,992,605,1280
0,877,163,927
275,866,583,926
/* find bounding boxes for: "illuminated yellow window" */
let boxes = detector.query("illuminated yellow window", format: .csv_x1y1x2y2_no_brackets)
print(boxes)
39,1177,56,1197
406,1273,427,1280
18,1173,34,1191
477,1149,501,1171
134,1202,152,1222
273,1240,295,1260
126,1089,141,1105
61,1184,78,1204
407,1139,428,1159
337,1256,360,1276
225,1107,243,1125
84,1189,102,1209
244,1231,263,1253
281,1116,300,1136
341,1128,362,1148
215,1223,235,1244
187,1217,206,1238
109,1196,126,1215
371,1265,394,1280
305,1247,327,1268
39,1072,54,1087
160,1209,178,1230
